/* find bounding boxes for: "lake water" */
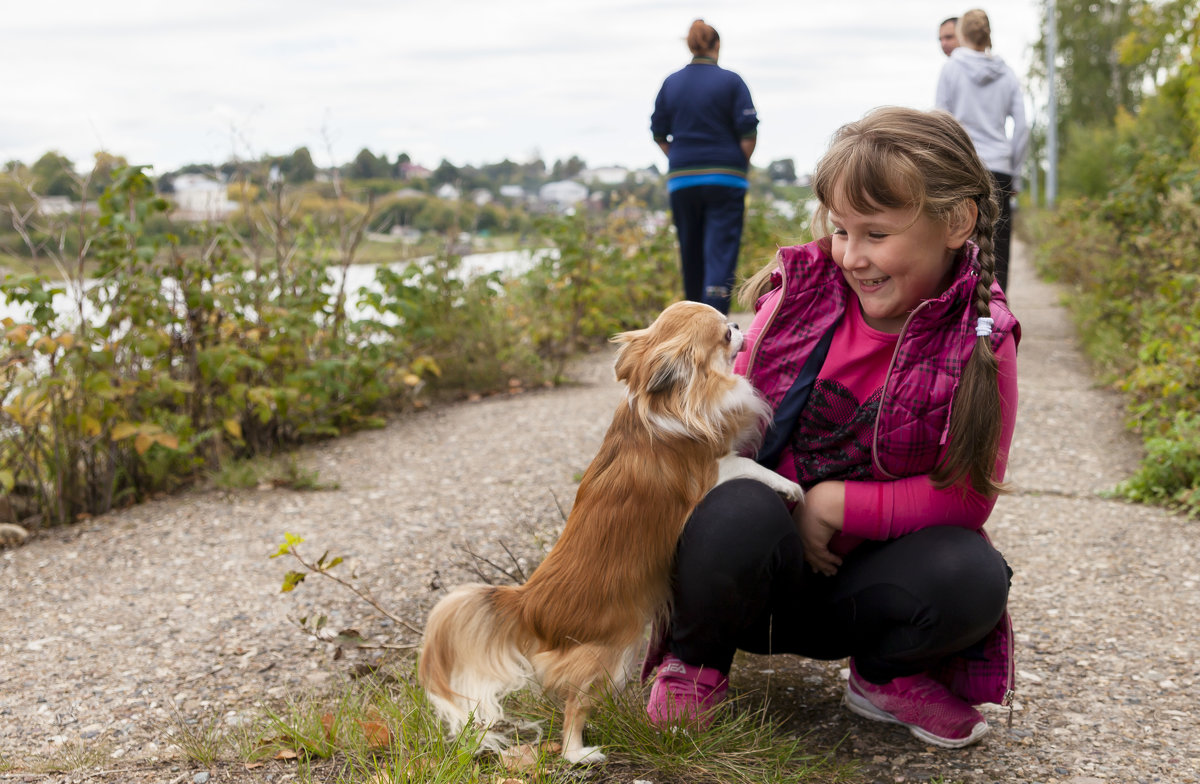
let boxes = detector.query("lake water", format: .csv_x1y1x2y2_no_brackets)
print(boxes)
0,249,544,328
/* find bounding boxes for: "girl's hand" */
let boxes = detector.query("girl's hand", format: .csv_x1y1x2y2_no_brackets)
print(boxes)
793,481,846,576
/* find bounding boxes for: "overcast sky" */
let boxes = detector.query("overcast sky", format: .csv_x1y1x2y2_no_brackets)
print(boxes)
2,0,1044,177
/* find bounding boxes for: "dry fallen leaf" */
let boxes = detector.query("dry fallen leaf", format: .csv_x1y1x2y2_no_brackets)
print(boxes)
357,718,391,748
274,748,300,760
244,762,264,770
320,711,336,741
499,743,540,772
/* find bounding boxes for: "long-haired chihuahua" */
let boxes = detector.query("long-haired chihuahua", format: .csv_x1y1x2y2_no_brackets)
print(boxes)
418,301,803,763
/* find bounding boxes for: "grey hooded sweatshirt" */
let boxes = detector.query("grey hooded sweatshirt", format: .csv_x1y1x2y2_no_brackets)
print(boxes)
936,47,1029,178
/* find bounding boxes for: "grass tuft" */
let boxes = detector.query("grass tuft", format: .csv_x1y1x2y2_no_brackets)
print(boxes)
162,703,229,765
212,454,336,492
27,739,113,774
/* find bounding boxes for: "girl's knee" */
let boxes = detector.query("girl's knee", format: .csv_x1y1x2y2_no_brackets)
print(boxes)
689,478,794,541
678,478,796,572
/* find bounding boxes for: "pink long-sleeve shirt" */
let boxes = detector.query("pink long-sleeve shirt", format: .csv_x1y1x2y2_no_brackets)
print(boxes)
799,302,1019,552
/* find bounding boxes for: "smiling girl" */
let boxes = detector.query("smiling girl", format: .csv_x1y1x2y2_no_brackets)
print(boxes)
642,107,1020,749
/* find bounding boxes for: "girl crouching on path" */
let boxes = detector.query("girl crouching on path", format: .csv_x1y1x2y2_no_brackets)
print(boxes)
643,106,1019,749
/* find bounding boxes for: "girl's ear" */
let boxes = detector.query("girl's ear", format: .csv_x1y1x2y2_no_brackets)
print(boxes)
946,199,979,249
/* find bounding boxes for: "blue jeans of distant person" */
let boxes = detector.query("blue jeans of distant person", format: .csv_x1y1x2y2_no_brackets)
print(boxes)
669,184,746,315
991,171,1015,291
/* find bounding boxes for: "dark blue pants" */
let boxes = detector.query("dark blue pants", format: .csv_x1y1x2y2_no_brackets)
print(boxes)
666,479,1010,684
668,185,747,315
991,171,1015,292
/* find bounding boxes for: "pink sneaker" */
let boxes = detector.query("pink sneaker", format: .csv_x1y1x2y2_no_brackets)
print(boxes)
844,659,989,748
646,654,729,728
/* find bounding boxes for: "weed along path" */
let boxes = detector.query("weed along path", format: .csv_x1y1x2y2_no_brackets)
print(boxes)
1,242,1198,783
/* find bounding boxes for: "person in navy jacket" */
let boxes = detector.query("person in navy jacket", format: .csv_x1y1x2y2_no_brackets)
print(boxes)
651,19,758,315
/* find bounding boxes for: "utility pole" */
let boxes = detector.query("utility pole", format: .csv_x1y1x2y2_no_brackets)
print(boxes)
1046,0,1058,207
1029,118,1040,208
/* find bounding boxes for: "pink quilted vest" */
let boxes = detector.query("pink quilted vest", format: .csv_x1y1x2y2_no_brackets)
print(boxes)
736,239,1020,480
734,238,1021,708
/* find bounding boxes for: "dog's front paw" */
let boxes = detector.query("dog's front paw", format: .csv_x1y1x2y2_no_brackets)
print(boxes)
773,479,805,503
563,745,607,765
757,472,804,503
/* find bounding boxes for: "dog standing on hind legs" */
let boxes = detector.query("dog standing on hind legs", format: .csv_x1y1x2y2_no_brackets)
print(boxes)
418,301,803,764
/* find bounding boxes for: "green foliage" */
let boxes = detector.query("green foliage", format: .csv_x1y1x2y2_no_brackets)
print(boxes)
511,202,678,380
0,167,429,525
29,151,77,198
1117,411,1200,516
1031,0,1154,159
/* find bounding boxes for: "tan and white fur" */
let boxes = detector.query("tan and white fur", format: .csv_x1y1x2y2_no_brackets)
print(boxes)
418,301,803,763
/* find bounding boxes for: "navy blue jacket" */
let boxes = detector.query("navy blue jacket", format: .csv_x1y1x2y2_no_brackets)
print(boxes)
651,58,758,178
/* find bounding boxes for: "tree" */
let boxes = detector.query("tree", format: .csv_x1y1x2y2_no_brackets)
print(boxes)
285,146,317,183
88,151,130,198
550,156,586,181
1032,0,1152,158
431,159,460,187
767,159,797,183
30,151,77,197
1032,0,1200,197
349,148,390,180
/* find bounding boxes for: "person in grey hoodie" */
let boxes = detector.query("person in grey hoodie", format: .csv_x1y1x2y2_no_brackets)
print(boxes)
936,9,1028,291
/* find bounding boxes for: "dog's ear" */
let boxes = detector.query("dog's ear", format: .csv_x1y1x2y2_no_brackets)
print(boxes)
611,327,647,384
645,345,694,393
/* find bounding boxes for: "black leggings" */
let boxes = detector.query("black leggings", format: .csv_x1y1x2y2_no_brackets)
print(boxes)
667,479,1011,684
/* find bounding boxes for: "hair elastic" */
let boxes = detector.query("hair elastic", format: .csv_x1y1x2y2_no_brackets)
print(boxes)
975,317,994,337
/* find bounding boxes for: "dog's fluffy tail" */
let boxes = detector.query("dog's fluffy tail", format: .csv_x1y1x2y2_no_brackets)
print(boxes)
418,583,534,749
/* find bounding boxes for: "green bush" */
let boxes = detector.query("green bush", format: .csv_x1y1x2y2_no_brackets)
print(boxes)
0,167,427,524
1117,411,1200,517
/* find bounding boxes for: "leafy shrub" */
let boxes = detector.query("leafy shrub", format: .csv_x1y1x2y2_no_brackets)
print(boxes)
0,167,428,524
1117,411,1200,517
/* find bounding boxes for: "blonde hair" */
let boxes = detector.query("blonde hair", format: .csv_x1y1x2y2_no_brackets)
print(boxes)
959,9,992,50
687,19,719,56
739,106,1005,497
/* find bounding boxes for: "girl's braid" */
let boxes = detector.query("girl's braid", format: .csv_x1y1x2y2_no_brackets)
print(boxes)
972,190,999,321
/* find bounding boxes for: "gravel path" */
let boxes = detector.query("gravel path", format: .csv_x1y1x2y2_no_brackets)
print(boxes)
1,243,1197,783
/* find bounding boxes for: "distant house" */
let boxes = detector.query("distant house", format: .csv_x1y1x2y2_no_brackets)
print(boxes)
538,180,588,211
581,167,633,186
400,163,432,180
498,184,525,200
171,174,238,221
470,188,493,206
393,187,426,200
435,183,461,201
389,225,422,244
35,196,75,216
